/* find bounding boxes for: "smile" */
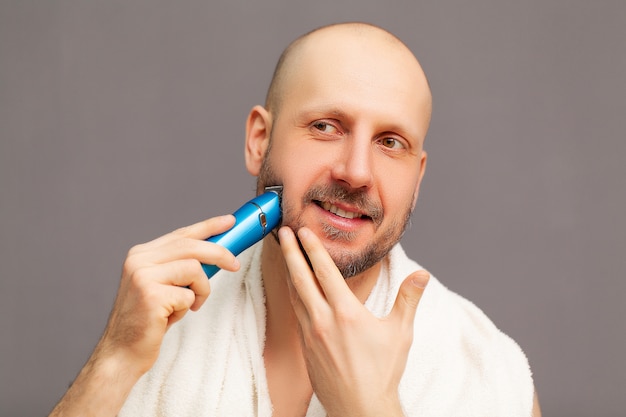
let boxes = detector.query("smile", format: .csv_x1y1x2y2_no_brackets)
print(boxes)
319,201,364,220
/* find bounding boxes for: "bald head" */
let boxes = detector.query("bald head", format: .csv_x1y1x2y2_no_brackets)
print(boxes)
248,23,431,278
265,23,432,128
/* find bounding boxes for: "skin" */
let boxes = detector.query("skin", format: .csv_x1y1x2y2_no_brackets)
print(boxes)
246,24,430,415
49,23,541,417
48,215,242,416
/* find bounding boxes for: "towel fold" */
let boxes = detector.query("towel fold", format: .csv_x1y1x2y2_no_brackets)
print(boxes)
119,242,533,416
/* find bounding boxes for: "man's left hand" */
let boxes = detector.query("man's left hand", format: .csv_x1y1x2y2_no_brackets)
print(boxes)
278,226,429,417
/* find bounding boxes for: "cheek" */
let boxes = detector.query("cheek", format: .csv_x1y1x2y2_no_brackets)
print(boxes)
377,166,420,216
275,144,330,191
281,166,316,210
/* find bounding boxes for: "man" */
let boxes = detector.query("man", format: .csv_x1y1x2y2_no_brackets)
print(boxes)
50,23,541,416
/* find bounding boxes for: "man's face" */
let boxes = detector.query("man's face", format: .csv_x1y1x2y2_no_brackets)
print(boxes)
254,33,430,279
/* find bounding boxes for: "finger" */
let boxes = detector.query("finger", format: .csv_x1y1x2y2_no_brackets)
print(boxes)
130,215,236,255
164,285,196,327
135,237,240,273
183,261,213,311
278,227,325,313
134,259,211,312
296,227,354,308
389,270,430,325
171,214,236,240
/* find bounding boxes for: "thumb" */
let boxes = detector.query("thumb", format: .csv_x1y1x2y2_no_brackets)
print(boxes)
390,270,430,324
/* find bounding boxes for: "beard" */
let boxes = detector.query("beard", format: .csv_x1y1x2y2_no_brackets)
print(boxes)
256,142,414,279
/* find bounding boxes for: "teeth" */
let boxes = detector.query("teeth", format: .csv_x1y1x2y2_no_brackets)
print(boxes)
321,202,363,219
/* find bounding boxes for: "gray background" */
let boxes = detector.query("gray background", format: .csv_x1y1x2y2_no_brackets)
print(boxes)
1,1,624,416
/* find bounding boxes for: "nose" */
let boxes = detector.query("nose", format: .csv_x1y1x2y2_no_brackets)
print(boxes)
330,135,374,190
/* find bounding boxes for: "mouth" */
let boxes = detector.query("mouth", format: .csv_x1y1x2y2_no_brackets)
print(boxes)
314,200,370,220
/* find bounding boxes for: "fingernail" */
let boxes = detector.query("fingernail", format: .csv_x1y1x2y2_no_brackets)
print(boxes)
298,228,310,239
411,271,429,289
278,227,291,242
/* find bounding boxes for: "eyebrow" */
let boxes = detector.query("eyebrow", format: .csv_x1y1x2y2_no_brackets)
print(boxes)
298,105,349,119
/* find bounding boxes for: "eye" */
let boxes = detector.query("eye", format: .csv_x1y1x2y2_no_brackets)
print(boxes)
312,121,338,134
380,137,405,149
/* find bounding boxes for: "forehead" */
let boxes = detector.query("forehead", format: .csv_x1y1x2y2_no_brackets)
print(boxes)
279,30,431,139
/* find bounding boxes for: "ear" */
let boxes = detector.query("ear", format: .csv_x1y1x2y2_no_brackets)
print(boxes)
411,150,428,210
245,105,272,176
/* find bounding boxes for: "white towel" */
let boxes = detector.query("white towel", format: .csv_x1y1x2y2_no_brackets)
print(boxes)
119,242,533,416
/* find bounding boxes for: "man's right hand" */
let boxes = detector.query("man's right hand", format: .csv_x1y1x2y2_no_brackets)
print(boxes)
49,215,240,417
100,214,240,375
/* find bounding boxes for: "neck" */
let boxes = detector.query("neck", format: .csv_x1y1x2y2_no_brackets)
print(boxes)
261,235,299,349
260,234,384,415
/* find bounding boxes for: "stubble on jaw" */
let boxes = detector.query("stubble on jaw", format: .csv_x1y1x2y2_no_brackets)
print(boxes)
256,149,414,279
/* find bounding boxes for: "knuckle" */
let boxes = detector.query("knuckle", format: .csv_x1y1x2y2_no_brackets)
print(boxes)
172,237,194,252
309,319,331,342
211,244,232,262
126,243,145,258
289,270,309,291
139,283,161,307
334,306,358,325
172,224,192,237
181,258,201,273
129,266,151,288
123,245,148,277
314,264,336,280
122,270,160,310
122,255,140,277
